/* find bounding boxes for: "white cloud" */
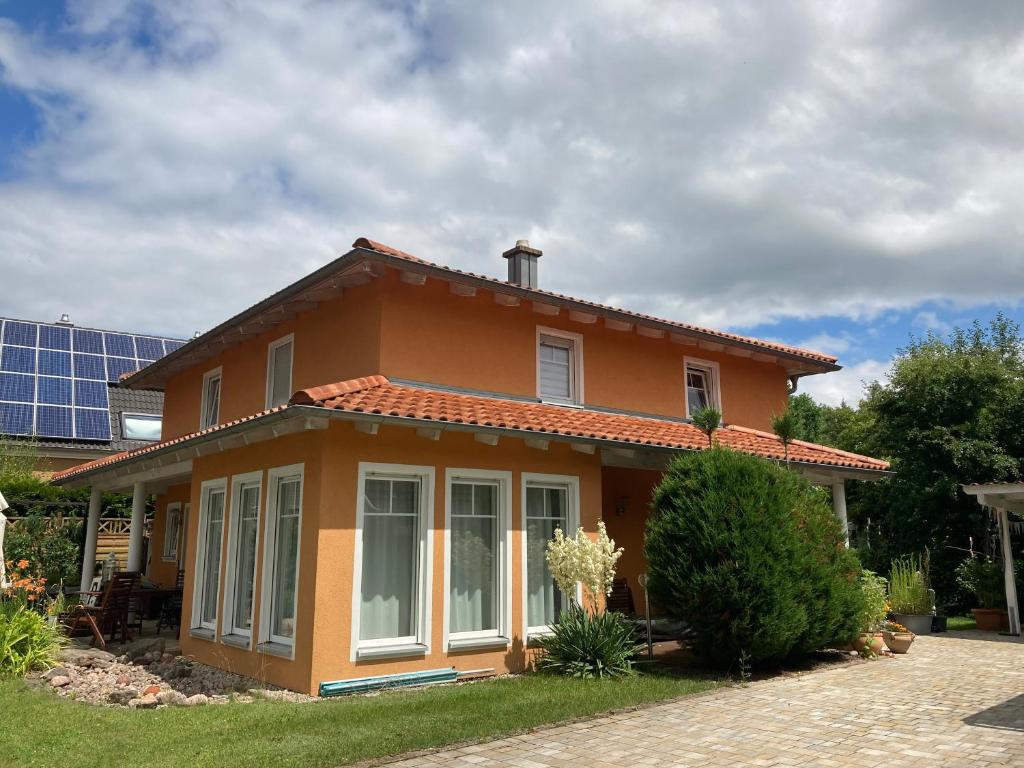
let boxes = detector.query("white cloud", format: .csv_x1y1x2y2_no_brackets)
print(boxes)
800,359,891,407
0,2,1023,338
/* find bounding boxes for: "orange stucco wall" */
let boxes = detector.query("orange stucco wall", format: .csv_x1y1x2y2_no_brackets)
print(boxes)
164,421,606,694
148,483,191,588
159,266,790,442
600,466,663,612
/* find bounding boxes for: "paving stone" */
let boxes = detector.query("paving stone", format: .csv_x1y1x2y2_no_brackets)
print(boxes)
379,632,1024,767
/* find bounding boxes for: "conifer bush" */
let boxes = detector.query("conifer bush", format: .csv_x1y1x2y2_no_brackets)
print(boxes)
644,447,862,667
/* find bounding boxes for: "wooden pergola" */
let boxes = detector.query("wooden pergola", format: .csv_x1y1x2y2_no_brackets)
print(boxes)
962,483,1023,638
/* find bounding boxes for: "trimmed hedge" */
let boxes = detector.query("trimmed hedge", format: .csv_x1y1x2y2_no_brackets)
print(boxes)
644,447,862,667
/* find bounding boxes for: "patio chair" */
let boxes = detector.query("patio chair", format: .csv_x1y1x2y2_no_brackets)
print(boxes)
156,570,185,634
59,571,140,649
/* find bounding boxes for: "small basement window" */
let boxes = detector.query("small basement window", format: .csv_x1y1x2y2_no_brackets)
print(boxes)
122,413,162,442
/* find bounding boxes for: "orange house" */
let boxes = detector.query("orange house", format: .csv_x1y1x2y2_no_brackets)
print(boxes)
53,238,889,694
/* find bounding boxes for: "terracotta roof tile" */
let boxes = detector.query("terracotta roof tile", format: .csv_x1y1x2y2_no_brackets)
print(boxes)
352,238,838,366
297,377,889,472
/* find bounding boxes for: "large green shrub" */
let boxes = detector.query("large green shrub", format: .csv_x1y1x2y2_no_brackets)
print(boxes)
888,554,933,614
955,556,1006,608
0,600,65,679
3,513,82,588
535,603,636,679
644,447,862,667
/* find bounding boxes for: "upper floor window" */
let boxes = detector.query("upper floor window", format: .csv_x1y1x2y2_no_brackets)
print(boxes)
684,357,721,418
537,327,583,405
266,334,294,409
200,367,222,429
122,412,162,441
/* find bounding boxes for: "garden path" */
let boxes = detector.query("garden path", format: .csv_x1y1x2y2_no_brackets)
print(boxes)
386,632,1024,767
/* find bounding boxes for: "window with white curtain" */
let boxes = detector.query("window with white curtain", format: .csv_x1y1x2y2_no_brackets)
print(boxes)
163,503,181,561
537,328,583,405
259,466,303,652
523,474,579,636
200,367,222,429
683,357,721,418
353,463,433,659
192,480,226,635
265,335,294,408
222,473,261,644
446,470,511,649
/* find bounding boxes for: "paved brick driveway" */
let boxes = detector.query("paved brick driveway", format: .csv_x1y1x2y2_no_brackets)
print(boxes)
388,632,1024,767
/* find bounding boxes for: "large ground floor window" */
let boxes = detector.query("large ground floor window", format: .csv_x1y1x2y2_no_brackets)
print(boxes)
522,473,580,637
352,463,434,660
445,469,512,650
258,464,304,655
191,479,226,634
222,472,262,644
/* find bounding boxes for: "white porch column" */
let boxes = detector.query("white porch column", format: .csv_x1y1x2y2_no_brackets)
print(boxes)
79,487,103,592
996,507,1021,636
832,480,849,547
126,481,147,572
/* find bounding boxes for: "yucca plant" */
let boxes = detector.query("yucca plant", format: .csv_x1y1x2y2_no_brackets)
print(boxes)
534,603,637,679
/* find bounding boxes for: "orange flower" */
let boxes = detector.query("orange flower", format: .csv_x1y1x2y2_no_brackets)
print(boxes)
17,559,29,569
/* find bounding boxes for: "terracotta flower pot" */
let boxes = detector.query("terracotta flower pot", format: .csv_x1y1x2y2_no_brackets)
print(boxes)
852,632,885,655
882,630,914,654
971,608,1009,632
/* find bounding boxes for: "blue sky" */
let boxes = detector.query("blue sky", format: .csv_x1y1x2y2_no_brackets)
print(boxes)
1,1,1023,406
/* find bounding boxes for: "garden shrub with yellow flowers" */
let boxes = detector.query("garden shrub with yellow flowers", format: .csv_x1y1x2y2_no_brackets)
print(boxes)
1,559,66,679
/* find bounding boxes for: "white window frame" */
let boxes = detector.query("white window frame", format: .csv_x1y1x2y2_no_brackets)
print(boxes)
221,471,263,647
190,478,227,638
350,462,435,661
265,333,294,409
536,326,584,406
162,502,182,562
257,463,304,658
180,502,191,570
199,366,222,430
121,411,162,442
442,468,513,652
521,472,581,640
683,357,721,418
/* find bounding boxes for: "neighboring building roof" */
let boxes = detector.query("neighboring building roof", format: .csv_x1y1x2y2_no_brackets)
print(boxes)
107,387,164,452
53,375,889,485
124,237,840,390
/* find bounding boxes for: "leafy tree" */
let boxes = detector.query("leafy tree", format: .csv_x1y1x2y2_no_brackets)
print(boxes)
770,410,797,464
691,407,721,448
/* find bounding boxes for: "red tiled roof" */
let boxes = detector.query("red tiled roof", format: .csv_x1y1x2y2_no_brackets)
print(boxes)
292,376,889,472
352,238,838,367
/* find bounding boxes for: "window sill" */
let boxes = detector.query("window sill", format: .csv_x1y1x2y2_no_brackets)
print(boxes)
525,630,554,648
161,556,178,563
356,643,428,661
447,635,510,652
537,398,584,409
220,633,251,650
256,641,294,659
189,627,216,642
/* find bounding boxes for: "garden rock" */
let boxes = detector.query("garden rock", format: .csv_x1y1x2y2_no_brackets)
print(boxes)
185,694,209,706
142,684,161,696
108,689,138,705
49,675,71,687
157,690,188,706
42,667,68,681
129,695,158,709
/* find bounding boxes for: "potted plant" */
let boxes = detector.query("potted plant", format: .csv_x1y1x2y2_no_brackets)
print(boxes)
889,554,933,635
853,570,888,657
955,556,1008,631
881,619,915,654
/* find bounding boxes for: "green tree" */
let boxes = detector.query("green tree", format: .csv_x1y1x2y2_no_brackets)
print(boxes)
691,407,721,448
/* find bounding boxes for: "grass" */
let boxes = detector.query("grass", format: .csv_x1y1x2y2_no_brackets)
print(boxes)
0,671,718,768
947,615,978,631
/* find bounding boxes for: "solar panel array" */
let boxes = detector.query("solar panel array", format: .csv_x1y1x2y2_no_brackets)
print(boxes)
0,318,185,441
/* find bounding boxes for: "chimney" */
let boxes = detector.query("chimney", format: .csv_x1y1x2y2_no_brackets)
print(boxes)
502,239,542,289
56,313,72,326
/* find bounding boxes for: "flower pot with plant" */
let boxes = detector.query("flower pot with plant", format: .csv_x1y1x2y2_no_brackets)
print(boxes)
889,553,933,635
881,619,914,654
955,556,1009,631
853,570,888,657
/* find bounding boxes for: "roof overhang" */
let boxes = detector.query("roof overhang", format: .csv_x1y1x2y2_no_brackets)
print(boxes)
963,483,1024,515
123,240,840,391
54,402,889,490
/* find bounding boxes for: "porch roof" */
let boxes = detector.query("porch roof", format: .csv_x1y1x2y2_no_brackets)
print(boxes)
51,375,889,489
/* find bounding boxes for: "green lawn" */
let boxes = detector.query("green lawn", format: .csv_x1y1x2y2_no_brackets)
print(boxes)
0,672,718,768
947,615,978,631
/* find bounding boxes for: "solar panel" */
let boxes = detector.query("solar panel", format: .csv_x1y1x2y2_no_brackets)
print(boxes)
0,402,33,434
37,377,72,406
74,408,111,440
37,406,73,438
0,318,184,441
1,345,36,374
38,349,72,377
39,324,71,351
74,379,109,408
